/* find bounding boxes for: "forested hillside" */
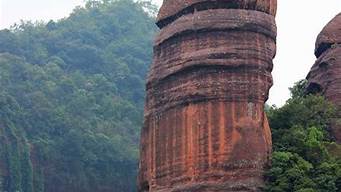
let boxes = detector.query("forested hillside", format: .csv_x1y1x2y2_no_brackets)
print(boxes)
0,0,156,191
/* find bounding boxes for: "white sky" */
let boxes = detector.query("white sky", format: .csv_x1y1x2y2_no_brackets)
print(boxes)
0,0,340,106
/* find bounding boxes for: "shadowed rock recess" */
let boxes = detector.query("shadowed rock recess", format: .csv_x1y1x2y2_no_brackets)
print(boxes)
307,13,341,143
138,0,277,191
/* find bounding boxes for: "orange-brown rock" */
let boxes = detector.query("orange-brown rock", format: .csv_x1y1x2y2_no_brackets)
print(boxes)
156,0,277,28
138,1,277,191
307,13,341,143
315,13,341,57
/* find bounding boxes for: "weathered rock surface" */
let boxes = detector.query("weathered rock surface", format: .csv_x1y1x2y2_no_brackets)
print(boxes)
315,13,341,57
156,0,277,28
139,1,277,191
307,13,341,143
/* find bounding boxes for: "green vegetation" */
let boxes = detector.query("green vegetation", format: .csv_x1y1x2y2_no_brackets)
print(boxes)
0,0,156,191
265,80,341,192
0,0,340,191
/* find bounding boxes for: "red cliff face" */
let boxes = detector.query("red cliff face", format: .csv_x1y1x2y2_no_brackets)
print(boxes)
307,13,341,143
139,1,277,191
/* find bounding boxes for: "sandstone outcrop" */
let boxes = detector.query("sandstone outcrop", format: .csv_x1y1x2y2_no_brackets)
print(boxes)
307,13,341,143
138,0,277,191
315,13,341,58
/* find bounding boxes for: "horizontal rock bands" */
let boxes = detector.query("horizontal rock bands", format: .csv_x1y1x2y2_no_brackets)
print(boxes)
146,65,272,116
139,1,276,190
157,0,277,28
155,9,277,46
146,58,273,89
149,30,275,84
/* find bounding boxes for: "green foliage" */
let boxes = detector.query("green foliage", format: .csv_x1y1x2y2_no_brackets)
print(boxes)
0,0,156,191
266,152,314,192
289,79,309,99
265,81,341,192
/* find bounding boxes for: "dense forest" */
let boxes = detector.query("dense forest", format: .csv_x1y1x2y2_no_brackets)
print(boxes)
0,0,340,192
0,0,156,191
265,81,341,192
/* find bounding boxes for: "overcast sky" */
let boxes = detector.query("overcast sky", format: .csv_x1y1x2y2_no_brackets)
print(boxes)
1,0,340,106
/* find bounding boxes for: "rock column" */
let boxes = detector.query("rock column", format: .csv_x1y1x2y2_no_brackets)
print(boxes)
139,1,277,191
307,13,341,143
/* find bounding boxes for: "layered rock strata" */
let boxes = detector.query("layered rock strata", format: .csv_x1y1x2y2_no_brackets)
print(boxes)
139,1,277,191
307,13,341,143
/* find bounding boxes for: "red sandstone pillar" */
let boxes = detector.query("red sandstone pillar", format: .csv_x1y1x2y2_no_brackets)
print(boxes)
139,1,277,191
307,13,341,143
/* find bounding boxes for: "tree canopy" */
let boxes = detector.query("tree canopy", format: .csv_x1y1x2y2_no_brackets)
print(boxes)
265,80,341,192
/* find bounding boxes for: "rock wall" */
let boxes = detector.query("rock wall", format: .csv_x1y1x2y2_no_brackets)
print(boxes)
138,1,277,191
307,13,341,143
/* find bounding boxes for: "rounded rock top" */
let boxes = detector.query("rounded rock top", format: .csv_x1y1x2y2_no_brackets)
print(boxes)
157,0,277,27
315,13,341,57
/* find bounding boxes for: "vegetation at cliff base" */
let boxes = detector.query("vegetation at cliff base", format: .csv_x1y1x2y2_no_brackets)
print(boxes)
0,0,156,191
265,80,341,192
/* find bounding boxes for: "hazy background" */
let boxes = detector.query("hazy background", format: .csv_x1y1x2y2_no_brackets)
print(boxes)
1,0,340,106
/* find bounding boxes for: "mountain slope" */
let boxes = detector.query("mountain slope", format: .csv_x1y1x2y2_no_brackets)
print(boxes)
0,0,156,191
